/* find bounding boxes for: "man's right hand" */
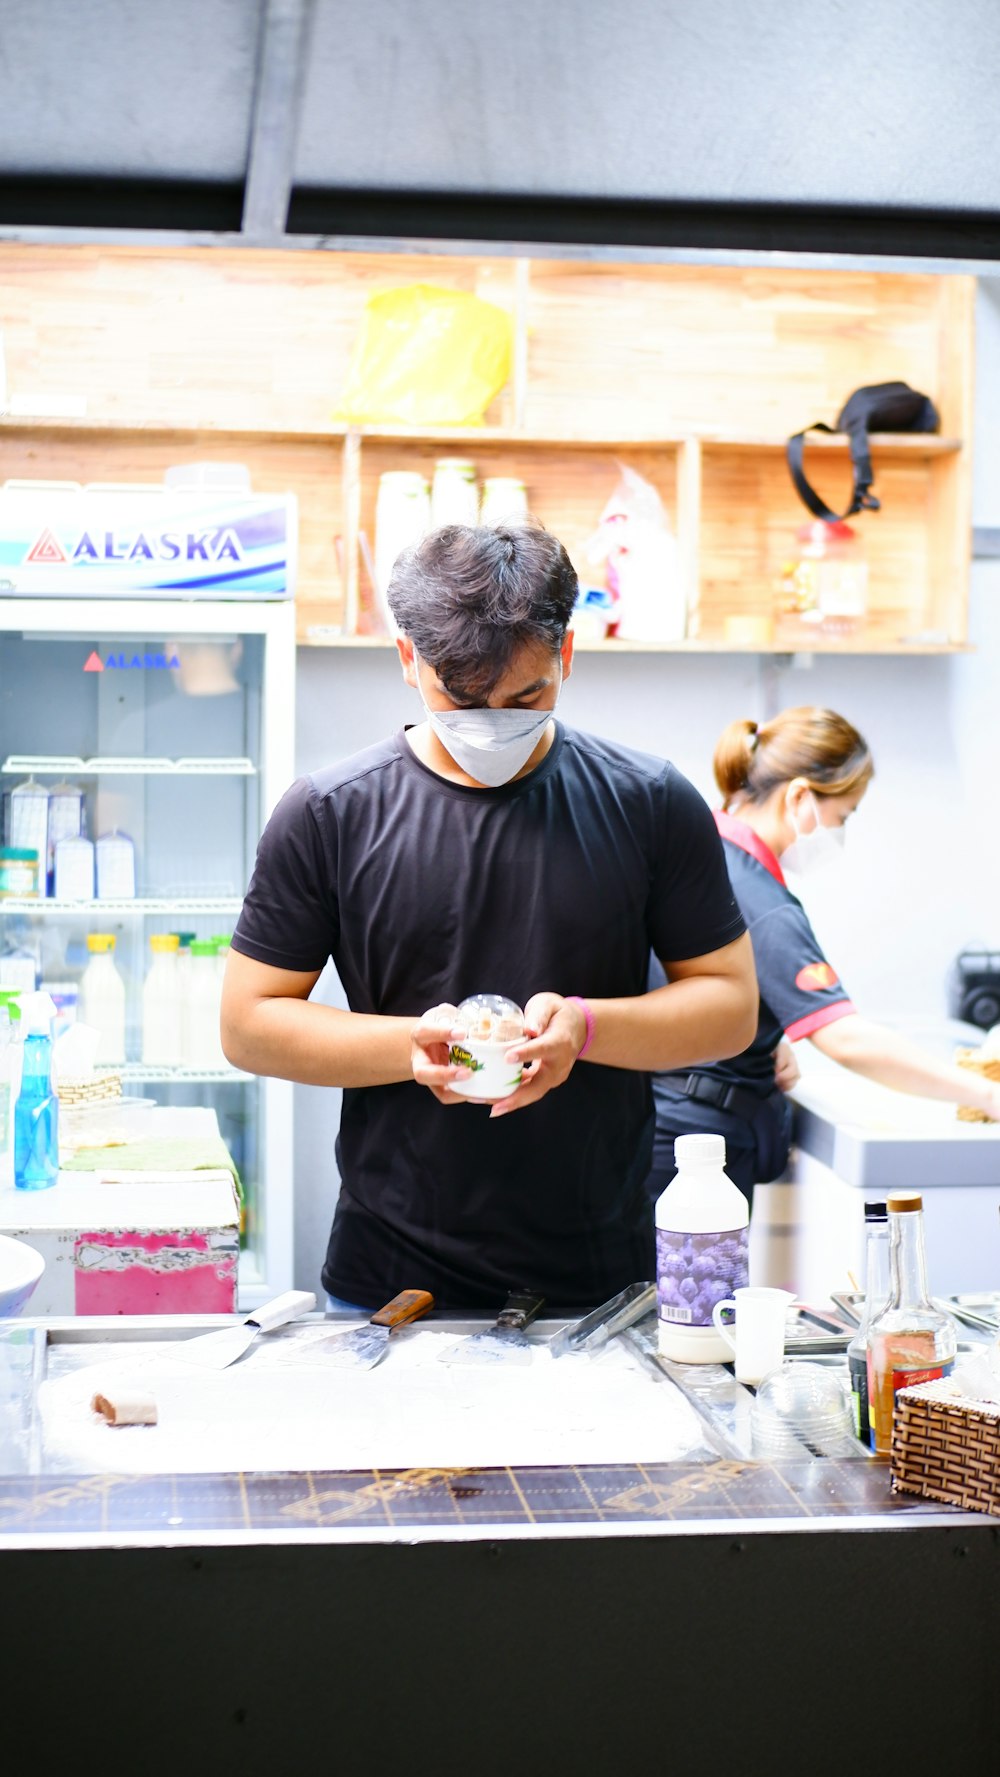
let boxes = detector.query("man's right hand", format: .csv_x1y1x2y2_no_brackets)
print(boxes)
410,1006,475,1104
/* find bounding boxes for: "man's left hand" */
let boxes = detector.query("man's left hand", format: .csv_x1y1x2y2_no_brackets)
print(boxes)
488,992,588,1118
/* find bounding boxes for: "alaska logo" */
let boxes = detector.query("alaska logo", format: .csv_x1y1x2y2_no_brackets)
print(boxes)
83,650,180,672
26,526,68,564
25,525,243,565
795,962,840,992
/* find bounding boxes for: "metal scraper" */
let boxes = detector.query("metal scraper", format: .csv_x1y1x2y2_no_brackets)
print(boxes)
547,1281,657,1358
318,1288,435,1369
438,1289,546,1366
170,1290,317,1369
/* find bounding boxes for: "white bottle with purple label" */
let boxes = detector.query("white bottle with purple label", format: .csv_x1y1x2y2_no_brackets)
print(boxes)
655,1132,750,1363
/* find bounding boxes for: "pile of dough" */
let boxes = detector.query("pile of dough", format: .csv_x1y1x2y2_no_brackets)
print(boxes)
91,1387,158,1427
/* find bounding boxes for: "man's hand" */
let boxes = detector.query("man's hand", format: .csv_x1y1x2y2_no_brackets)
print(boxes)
410,1005,475,1104
487,992,587,1119
774,1039,800,1094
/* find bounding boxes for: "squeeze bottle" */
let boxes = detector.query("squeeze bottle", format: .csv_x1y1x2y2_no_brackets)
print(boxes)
655,1132,750,1362
14,991,59,1191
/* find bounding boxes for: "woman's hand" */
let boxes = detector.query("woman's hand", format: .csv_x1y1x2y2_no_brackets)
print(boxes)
488,992,588,1119
409,1005,474,1105
774,1039,800,1094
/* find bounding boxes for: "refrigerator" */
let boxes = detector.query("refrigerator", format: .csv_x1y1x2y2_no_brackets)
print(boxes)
0,475,297,1308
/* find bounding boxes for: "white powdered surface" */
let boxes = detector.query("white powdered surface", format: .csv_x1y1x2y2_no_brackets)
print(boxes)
37,1324,710,1474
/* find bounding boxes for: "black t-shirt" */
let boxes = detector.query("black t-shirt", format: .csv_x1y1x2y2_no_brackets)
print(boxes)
231,723,746,1308
650,810,855,1098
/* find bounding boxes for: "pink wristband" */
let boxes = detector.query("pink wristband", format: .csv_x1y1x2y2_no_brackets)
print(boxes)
566,995,595,1058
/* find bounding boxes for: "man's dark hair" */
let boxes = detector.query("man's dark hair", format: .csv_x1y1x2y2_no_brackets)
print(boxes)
386,523,579,702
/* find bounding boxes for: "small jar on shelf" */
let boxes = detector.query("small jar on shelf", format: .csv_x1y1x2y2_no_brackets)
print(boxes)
775,519,869,639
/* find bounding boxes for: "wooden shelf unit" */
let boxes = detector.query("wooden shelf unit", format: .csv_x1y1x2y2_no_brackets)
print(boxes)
0,245,976,654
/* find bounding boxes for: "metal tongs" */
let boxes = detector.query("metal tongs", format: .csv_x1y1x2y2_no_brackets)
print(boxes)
547,1281,657,1359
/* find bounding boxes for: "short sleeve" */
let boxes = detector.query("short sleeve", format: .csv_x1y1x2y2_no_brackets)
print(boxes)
748,901,855,1040
649,769,747,963
230,776,338,971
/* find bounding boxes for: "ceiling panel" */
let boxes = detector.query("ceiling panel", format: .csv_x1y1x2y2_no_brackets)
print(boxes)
0,0,264,181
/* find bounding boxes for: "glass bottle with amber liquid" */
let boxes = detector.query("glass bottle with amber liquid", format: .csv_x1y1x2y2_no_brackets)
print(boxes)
866,1192,957,1457
846,1200,890,1447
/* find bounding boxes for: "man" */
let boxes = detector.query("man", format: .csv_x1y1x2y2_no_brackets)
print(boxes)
221,524,758,1309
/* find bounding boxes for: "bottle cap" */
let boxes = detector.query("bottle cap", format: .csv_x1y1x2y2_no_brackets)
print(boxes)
86,933,116,953
864,1200,888,1220
673,1132,726,1166
887,1192,923,1213
189,940,216,957
149,933,180,953
175,932,197,947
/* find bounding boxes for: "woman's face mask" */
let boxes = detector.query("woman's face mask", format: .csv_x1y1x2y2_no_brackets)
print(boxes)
416,656,562,787
782,790,846,877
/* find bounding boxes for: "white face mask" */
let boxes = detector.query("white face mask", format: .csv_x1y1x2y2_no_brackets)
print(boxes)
416,658,561,787
782,791,846,877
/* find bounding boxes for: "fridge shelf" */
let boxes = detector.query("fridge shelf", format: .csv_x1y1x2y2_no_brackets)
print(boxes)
0,896,244,916
115,1063,253,1084
2,755,256,776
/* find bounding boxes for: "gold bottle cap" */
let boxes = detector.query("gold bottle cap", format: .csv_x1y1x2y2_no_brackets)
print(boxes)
887,1192,923,1213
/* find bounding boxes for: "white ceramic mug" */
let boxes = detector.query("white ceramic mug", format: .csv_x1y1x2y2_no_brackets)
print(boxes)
711,1286,796,1385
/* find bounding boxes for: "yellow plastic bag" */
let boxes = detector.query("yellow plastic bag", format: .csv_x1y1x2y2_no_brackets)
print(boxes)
335,283,513,426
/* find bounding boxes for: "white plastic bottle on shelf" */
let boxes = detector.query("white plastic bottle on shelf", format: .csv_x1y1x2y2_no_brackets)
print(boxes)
142,933,181,1066
79,933,127,1065
655,1132,750,1362
186,939,227,1070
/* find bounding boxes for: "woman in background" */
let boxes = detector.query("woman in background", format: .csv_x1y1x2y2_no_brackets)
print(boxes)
645,705,1000,1210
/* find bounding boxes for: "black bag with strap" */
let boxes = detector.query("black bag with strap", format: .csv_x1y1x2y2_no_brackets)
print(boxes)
786,381,940,522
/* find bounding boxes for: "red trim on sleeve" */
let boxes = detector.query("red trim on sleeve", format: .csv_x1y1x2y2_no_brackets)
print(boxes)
714,810,786,886
785,1000,856,1042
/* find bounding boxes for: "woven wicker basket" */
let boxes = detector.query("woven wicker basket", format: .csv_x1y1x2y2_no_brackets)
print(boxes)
55,1070,122,1107
954,1047,1000,1122
891,1377,1000,1517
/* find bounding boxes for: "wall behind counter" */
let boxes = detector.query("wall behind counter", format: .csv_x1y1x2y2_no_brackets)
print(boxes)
287,281,1000,1297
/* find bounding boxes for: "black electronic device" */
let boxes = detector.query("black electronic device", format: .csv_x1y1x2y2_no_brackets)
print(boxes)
947,948,1000,1030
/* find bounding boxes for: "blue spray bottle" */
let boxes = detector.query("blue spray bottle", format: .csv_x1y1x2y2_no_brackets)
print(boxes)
14,991,59,1191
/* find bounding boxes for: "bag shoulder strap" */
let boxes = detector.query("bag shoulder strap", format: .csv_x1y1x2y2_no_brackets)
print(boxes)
786,423,882,522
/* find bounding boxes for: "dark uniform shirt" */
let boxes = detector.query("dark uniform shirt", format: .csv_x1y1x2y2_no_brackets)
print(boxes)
651,808,855,1087
647,811,856,1203
231,724,746,1309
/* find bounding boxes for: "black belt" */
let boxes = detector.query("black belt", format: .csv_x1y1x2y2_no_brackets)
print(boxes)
680,1072,771,1123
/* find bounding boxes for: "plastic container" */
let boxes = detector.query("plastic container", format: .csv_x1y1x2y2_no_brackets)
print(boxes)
142,932,181,1066
95,829,136,900
655,1132,750,1362
777,520,868,637
751,1362,857,1458
0,847,40,897
45,781,84,892
53,833,95,901
14,991,59,1191
79,933,127,1065
479,477,528,526
430,458,480,528
446,994,525,1101
866,1191,958,1457
185,939,226,1069
8,780,49,891
373,471,431,621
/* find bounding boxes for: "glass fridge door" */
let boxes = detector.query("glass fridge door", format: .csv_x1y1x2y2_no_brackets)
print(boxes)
0,597,296,1308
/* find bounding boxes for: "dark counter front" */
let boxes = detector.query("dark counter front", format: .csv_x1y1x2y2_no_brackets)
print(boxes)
5,1455,1000,1777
